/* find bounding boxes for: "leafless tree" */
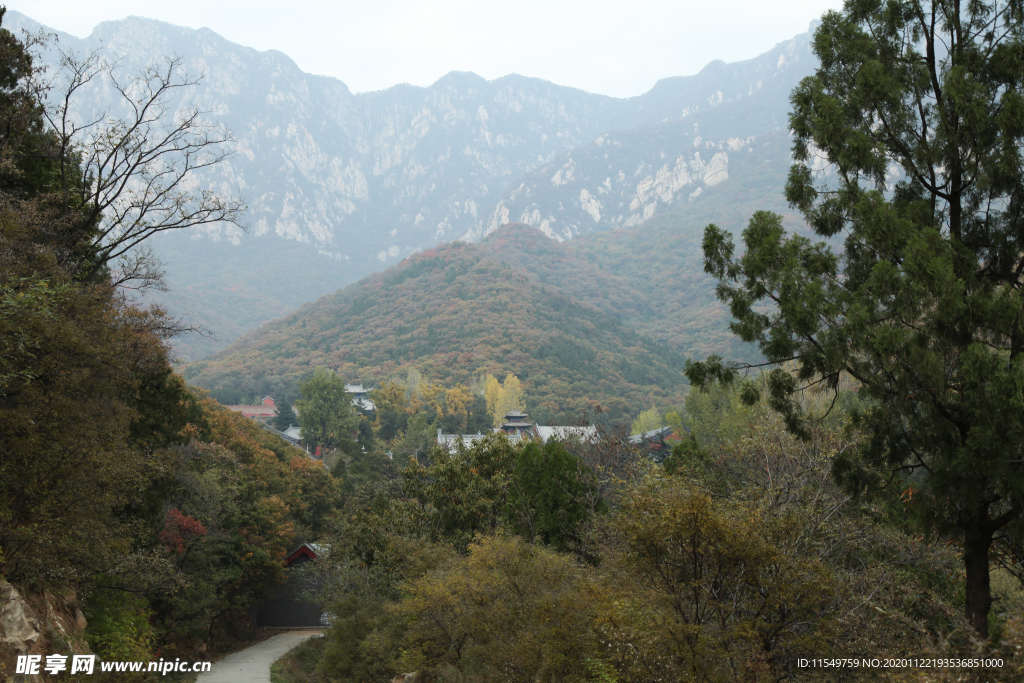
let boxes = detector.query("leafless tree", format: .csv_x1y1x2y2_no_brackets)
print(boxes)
38,48,245,289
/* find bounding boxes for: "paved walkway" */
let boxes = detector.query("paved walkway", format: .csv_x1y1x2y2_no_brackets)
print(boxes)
197,629,323,683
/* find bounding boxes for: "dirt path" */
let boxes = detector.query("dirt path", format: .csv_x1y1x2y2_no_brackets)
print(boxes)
196,629,322,683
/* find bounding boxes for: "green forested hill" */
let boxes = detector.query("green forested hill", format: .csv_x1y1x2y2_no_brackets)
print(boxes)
182,235,695,424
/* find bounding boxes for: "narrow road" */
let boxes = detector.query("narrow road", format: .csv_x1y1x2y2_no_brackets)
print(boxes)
197,629,322,683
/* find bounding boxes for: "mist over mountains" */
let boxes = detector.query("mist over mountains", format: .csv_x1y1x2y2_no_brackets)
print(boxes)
7,10,817,359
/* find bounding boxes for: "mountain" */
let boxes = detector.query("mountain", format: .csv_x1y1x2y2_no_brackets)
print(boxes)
182,128,804,423
6,10,817,359
487,130,800,357
182,225,700,425
471,42,812,242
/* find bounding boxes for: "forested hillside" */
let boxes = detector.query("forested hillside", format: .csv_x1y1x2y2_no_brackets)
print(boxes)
0,14,346,676
183,231,697,424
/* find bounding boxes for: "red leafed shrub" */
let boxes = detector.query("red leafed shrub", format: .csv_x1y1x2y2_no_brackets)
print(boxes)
159,508,207,554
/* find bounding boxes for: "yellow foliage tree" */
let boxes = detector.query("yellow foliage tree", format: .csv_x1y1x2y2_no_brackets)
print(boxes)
372,380,408,413
483,372,526,426
391,535,602,681
630,406,663,435
444,383,473,431
483,373,502,419
419,382,444,417
607,476,838,679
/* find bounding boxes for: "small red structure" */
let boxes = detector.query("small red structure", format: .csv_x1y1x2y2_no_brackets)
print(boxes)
628,426,683,463
225,396,278,422
284,543,320,565
252,543,326,627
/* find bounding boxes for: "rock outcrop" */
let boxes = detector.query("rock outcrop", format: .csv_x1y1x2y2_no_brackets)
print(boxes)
0,581,41,678
391,672,430,683
0,580,91,683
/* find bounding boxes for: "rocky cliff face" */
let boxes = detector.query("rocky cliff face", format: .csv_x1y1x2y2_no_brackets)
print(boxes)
0,580,91,683
475,33,813,242
6,11,816,357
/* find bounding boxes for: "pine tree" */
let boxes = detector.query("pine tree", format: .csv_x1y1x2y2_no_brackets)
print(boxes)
506,440,596,553
271,399,295,430
688,0,1024,637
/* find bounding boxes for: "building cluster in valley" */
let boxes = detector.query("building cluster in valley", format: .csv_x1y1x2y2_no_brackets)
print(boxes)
442,409,679,460
241,400,683,629
248,414,681,629
223,390,680,461
437,410,600,451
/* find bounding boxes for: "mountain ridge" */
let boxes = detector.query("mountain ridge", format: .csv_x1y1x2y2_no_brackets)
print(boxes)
6,10,815,360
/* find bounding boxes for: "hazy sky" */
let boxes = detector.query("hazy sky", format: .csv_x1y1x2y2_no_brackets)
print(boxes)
10,0,844,98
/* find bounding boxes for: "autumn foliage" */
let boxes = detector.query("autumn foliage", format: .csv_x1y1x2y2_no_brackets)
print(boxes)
278,377,1024,683
158,509,208,555
183,231,695,425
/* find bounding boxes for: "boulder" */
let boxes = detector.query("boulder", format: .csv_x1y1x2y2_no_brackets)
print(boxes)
0,579,42,677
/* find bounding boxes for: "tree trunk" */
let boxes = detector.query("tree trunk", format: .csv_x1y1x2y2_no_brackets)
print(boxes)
963,526,993,640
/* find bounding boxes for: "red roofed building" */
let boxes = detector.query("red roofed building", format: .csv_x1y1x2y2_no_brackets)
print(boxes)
225,396,278,423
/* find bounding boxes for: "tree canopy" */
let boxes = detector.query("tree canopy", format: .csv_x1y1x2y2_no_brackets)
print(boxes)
629,405,664,435
506,439,600,553
296,367,357,451
687,0,1024,638
0,15,346,663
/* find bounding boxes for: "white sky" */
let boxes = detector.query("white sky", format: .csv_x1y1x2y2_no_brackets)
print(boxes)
10,0,843,98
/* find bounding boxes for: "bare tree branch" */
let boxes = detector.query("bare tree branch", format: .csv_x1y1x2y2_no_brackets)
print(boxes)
38,49,246,289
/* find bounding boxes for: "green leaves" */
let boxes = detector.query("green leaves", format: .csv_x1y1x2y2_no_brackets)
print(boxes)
694,0,1024,636
295,366,358,450
505,440,599,553
700,223,735,279
401,432,518,551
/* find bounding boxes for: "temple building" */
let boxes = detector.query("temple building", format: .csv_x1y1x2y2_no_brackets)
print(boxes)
224,396,278,423
437,411,597,451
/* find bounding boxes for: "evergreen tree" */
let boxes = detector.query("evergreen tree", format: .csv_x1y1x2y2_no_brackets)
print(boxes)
506,440,598,553
296,367,357,452
271,398,295,430
688,0,1024,637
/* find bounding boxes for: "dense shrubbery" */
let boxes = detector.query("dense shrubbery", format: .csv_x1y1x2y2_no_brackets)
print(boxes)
133,401,343,653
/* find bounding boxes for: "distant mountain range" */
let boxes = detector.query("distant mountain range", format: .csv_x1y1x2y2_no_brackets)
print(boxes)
7,11,817,360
